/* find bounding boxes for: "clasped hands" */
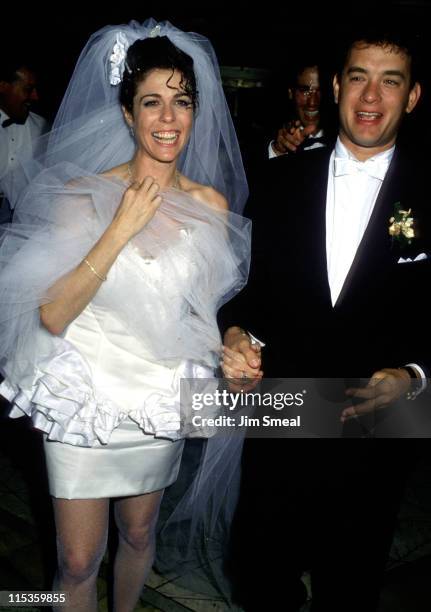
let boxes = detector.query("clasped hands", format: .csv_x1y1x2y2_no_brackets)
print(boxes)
221,326,263,391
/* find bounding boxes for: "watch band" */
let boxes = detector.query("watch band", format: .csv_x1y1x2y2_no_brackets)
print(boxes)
400,366,421,400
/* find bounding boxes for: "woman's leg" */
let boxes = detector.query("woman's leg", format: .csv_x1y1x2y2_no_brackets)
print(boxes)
52,497,109,612
113,489,164,612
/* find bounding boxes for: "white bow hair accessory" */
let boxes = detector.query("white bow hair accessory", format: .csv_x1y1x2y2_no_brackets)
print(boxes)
109,32,130,86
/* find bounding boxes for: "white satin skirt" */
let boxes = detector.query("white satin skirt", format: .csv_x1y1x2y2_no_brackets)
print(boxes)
44,418,184,499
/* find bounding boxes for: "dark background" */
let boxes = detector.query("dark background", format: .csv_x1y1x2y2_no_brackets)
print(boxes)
6,1,431,128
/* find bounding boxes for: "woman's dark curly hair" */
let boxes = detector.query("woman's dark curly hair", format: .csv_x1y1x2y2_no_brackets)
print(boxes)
120,36,198,113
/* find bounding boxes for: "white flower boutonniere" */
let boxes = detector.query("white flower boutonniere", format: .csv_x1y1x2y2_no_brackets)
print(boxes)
389,202,415,247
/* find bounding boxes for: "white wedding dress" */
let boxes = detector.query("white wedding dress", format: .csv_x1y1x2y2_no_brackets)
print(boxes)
0,181,250,500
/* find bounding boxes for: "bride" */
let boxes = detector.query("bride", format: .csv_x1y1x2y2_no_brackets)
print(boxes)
0,19,252,611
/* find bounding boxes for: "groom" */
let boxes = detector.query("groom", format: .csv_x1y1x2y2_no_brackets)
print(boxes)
223,26,430,612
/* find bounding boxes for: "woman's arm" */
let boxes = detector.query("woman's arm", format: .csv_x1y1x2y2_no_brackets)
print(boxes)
40,177,161,335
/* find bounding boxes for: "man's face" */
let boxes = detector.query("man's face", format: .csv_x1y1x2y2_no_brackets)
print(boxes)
333,43,421,160
0,67,39,123
291,66,321,129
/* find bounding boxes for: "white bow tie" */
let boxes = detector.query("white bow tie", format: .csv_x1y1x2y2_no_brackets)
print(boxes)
334,156,389,181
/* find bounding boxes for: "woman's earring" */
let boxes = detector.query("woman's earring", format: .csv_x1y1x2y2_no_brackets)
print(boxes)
129,125,135,138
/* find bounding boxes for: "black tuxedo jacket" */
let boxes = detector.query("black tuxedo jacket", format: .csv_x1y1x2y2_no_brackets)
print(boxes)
226,148,429,607
226,145,431,383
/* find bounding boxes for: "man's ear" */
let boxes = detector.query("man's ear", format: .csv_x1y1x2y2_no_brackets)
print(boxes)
332,74,340,104
288,88,293,101
406,82,421,114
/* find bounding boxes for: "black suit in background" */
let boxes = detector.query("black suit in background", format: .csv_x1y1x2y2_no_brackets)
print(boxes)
222,146,431,611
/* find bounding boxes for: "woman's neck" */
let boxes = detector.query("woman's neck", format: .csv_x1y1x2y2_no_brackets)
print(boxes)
128,154,179,188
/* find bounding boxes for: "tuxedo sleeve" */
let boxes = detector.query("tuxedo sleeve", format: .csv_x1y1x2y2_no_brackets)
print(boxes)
218,161,275,340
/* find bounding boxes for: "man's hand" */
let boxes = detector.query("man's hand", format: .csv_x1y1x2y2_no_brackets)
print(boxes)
221,326,263,389
340,368,411,422
272,121,317,155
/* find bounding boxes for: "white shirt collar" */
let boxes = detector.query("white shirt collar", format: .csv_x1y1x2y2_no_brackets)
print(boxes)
310,129,324,139
0,108,11,122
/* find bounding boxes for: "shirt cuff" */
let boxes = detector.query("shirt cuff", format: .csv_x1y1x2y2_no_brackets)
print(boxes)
247,332,265,348
405,363,427,397
268,141,281,159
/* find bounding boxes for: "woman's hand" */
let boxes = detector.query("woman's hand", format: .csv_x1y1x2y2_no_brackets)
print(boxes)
221,326,263,381
111,176,162,242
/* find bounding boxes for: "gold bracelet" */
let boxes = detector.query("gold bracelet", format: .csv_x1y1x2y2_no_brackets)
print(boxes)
84,258,107,282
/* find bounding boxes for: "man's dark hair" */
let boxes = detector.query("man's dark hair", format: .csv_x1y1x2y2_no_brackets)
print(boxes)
336,25,422,88
0,57,35,83
287,52,323,88
119,36,198,113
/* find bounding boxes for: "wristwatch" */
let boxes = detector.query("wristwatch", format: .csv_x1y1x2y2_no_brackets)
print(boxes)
400,365,421,400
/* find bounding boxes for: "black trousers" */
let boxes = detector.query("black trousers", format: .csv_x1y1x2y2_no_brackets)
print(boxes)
226,439,414,612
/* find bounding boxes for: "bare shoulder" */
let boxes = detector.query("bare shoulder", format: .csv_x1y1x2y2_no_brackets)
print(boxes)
63,164,126,190
181,176,228,211
64,175,93,191
100,163,128,181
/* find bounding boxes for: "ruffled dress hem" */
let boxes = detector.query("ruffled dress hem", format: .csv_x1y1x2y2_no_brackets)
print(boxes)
0,361,184,447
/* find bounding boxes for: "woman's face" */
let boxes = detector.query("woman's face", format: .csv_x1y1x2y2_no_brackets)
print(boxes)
125,68,194,163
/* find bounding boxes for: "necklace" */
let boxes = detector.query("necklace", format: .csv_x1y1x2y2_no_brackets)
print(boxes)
127,162,181,190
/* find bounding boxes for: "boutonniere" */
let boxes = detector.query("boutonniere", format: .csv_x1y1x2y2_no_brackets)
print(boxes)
389,202,415,247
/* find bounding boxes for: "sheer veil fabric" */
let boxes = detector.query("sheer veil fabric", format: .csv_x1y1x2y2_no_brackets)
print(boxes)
0,19,249,605
2,19,248,214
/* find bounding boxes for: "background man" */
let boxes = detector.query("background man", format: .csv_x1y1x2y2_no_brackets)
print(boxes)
0,58,49,223
269,57,331,156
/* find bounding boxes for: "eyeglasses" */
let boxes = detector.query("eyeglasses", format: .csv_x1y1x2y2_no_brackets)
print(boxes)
295,86,321,98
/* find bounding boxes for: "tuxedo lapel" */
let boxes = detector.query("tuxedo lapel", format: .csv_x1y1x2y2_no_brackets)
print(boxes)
299,149,333,307
333,149,402,308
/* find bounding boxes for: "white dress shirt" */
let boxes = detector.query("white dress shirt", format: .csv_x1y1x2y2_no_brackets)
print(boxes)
0,109,49,207
326,138,394,306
